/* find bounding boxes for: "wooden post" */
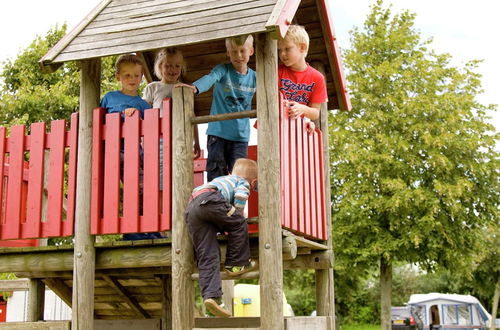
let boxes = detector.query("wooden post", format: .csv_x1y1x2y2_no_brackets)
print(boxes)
27,279,45,322
256,32,283,330
171,86,195,330
161,275,172,330
311,61,336,330
72,58,100,330
222,280,234,316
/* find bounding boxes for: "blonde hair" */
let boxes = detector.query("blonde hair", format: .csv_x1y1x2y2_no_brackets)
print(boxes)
115,54,145,73
232,158,258,182
153,47,185,80
283,25,310,55
225,34,254,51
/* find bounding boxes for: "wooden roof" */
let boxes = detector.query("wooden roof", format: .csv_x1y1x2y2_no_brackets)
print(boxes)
40,0,350,112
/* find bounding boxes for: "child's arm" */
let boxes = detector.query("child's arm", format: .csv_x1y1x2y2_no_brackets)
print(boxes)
287,101,320,120
193,125,201,159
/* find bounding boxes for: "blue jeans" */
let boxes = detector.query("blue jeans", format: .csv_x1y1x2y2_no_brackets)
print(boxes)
206,135,248,181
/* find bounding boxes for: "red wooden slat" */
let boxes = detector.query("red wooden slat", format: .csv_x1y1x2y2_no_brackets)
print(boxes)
91,108,105,235
302,120,311,237
4,125,25,239
161,98,172,231
281,99,290,230
102,113,121,233
289,115,298,232
122,113,141,233
317,130,327,240
45,120,66,237
0,127,6,231
63,113,78,236
296,119,304,234
246,145,258,233
309,130,317,239
142,109,160,232
24,122,45,238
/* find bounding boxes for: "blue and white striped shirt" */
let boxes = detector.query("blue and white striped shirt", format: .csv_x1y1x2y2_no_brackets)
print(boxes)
193,175,250,211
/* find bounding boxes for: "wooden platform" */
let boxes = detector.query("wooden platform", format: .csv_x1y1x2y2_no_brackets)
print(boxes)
0,231,329,320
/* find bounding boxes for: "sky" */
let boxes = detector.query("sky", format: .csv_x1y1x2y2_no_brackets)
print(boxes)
0,0,498,130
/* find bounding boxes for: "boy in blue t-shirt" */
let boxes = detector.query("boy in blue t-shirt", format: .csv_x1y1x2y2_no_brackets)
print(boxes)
179,35,256,181
101,54,162,241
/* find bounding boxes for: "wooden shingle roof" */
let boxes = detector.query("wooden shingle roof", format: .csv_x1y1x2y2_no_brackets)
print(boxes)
41,0,350,111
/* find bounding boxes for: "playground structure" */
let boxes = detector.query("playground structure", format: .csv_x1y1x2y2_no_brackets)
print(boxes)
0,0,350,329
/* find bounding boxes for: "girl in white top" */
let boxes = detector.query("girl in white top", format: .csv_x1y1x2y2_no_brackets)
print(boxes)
143,48,201,191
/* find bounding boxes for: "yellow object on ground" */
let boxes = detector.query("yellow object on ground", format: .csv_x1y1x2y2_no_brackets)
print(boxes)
233,284,293,317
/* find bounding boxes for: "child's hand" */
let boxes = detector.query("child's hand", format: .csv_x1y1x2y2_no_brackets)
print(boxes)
175,83,197,93
287,101,307,119
124,108,138,117
305,120,316,133
193,141,201,159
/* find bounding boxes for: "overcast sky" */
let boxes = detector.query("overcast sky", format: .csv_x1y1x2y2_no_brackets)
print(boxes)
0,0,498,129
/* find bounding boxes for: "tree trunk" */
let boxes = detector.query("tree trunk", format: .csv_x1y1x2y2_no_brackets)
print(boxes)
490,278,500,330
380,257,392,330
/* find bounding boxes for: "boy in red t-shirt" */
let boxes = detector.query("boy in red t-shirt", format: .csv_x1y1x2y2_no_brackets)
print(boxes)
278,25,328,121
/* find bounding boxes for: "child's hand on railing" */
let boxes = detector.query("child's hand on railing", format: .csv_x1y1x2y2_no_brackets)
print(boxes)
124,108,138,117
305,120,315,133
174,83,197,93
193,141,201,159
286,101,307,119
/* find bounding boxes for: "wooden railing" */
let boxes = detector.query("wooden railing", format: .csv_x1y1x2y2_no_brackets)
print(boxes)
0,97,327,242
0,114,78,241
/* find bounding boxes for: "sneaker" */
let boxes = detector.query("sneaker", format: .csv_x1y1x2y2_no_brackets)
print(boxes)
204,297,231,318
224,260,258,277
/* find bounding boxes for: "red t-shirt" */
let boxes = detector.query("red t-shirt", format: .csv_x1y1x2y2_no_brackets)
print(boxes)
278,64,328,105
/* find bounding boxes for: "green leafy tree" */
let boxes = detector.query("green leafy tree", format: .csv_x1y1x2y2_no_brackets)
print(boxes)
331,1,499,328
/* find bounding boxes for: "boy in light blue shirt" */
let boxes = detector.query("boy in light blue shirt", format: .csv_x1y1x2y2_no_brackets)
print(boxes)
180,35,256,181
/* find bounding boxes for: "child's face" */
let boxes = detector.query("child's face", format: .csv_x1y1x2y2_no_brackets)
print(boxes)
227,43,254,73
278,39,307,70
160,53,183,84
116,63,143,96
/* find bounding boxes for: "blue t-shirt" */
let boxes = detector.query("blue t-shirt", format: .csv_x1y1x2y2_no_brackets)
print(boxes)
194,174,251,212
193,63,256,142
101,90,151,118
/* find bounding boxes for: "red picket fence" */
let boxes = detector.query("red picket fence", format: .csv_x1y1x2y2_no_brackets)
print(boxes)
247,98,327,240
0,114,79,241
91,99,172,235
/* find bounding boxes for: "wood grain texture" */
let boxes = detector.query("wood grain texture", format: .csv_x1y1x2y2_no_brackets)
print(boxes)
255,32,284,330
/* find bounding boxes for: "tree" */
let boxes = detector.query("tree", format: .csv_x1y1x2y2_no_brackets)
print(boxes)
330,1,499,329
0,25,119,127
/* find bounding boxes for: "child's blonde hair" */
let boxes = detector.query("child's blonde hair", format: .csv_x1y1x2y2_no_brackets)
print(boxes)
232,158,258,182
115,54,145,73
225,34,254,51
283,25,310,55
153,47,185,81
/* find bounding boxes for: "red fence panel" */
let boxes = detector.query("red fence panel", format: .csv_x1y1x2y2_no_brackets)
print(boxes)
0,116,78,242
91,100,173,235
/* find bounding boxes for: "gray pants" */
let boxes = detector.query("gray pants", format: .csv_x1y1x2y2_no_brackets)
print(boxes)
185,191,250,300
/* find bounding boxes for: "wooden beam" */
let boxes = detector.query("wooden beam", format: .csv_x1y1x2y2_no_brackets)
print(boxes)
256,32,284,330
73,58,100,330
161,275,172,330
0,322,70,330
27,279,45,322
0,279,29,291
43,278,73,308
310,61,336,330
191,110,256,124
171,86,196,330
101,275,150,319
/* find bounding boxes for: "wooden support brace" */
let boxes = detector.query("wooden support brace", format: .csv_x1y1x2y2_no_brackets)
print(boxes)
101,275,150,319
43,278,73,308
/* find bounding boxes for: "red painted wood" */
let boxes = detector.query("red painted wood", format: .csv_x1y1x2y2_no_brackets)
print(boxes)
0,239,38,247
281,99,291,230
4,125,25,239
91,108,105,235
318,0,351,111
246,145,258,233
64,113,78,236
161,98,172,231
296,119,305,234
0,300,6,322
142,109,160,232
317,130,327,240
102,113,121,233
302,121,311,237
309,131,317,238
0,127,6,234
122,113,141,233
45,120,66,237
274,0,302,38
289,115,298,231
24,122,45,238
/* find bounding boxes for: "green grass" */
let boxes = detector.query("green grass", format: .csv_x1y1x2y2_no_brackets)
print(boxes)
342,324,380,330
